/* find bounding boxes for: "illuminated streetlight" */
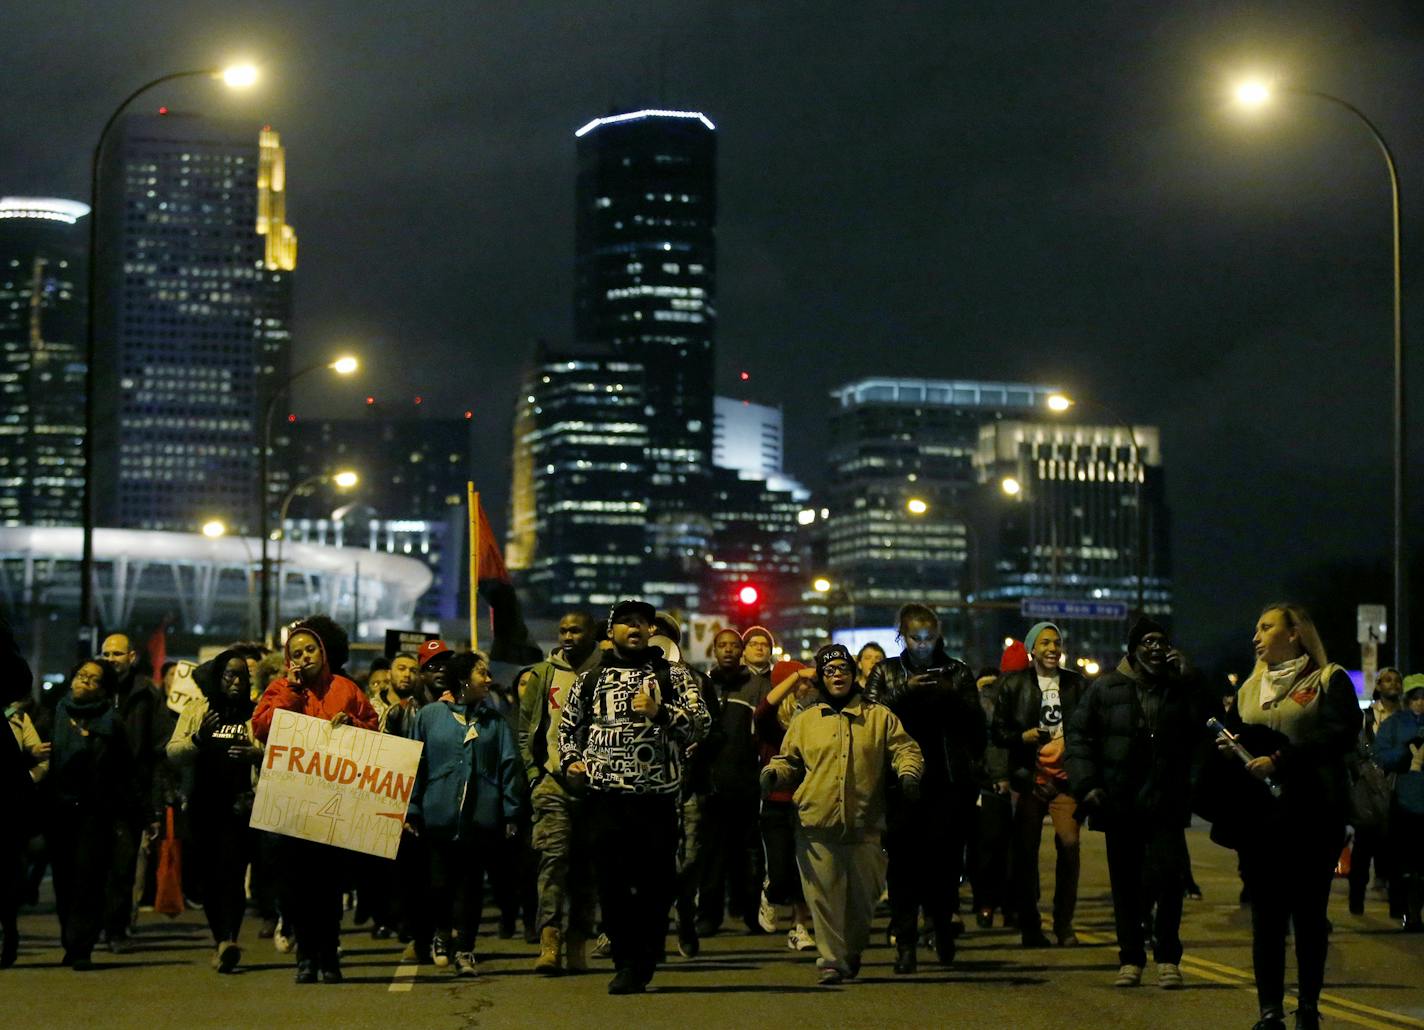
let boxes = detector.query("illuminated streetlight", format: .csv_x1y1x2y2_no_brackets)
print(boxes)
81,57,267,647
1084,660,1101,676
201,519,227,539
332,470,360,489
906,497,929,516
330,355,359,375
1000,476,1022,497
1233,80,1272,109
797,508,817,526
813,577,832,593
1046,393,1074,413
219,64,260,89
1227,77,1408,667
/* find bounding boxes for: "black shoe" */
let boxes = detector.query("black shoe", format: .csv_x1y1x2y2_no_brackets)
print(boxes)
1251,1020,1286,1030
1403,913,1424,933
846,953,862,979
295,960,318,984
70,955,94,972
608,967,646,995
1185,882,1203,901
693,920,718,938
498,915,517,940
936,936,956,965
1348,898,1365,916
1021,928,1053,948
320,962,343,984
1294,1006,1321,1030
975,908,993,929
258,918,277,939
372,924,392,940
107,935,133,955
677,923,700,958
894,946,917,974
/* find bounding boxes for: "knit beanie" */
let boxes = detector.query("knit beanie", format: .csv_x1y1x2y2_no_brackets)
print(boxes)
1024,622,1061,654
1000,640,1031,673
1127,616,1167,655
742,625,777,650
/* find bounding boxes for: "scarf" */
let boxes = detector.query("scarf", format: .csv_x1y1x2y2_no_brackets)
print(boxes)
1260,654,1310,706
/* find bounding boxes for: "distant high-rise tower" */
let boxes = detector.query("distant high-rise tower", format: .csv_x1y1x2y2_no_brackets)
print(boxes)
573,109,717,607
92,112,296,533
0,197,88,526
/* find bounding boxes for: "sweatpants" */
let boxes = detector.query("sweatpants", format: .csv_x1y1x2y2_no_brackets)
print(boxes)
587,791,679,975
795,834,886,973
192,809,252,945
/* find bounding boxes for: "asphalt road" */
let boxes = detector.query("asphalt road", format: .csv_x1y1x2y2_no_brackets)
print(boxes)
8,824,1423,1029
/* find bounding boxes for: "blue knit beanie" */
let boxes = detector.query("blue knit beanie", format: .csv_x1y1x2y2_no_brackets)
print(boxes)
1024,621,1062,653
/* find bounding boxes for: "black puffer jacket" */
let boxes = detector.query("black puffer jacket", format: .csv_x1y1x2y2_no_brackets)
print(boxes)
1064,657,1210,830
865,650,985,795
990,666,1087,794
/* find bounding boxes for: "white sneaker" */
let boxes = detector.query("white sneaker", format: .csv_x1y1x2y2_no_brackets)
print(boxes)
758,891,778,933
787,924,817,952
1158,962,1183,989
453,951,480,978
431,934,450,968
1114,963,1143,987
591,933,612,958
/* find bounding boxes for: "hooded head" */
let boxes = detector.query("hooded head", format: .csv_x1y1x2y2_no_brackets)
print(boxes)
283,627,331,692
195,648,256,718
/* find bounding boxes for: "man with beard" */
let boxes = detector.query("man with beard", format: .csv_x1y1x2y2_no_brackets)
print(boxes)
559,600,709,995
518,612,603,975
253,622,377,983
1066,618,1208,989
696,628,771,940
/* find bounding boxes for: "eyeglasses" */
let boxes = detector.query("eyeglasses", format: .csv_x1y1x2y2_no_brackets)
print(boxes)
73,672,103,685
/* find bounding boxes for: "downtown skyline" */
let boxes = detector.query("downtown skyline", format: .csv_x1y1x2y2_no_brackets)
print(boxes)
2,1,1421,668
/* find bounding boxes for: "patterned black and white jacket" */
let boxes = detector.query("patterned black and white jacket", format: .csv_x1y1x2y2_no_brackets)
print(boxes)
558,646,710,795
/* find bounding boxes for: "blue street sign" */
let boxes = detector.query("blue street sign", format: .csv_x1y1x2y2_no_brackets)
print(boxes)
1019,598,1130,621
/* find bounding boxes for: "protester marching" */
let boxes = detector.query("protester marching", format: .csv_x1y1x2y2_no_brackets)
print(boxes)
0,594,1417,1030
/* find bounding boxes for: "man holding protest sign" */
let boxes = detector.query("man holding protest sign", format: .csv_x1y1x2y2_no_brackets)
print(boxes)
253,620,378,985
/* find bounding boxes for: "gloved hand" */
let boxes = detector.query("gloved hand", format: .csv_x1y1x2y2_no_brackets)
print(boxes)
899,776,922,804
759,767,779,798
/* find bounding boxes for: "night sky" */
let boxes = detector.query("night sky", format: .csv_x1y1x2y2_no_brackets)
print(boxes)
6,1,1423,669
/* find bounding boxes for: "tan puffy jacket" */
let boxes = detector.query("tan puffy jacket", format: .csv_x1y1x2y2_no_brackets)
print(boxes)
767,694,923,842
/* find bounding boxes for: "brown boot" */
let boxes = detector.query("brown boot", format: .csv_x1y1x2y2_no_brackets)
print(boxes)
564,931,589,973
534,927,563,974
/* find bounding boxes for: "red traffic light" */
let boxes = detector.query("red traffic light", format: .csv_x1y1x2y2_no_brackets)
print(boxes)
737,584,760,607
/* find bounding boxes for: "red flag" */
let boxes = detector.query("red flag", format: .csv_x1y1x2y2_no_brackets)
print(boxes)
475,496,511,585
146,617,169,686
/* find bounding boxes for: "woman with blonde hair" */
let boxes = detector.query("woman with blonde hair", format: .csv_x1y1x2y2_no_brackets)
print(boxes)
1222,603,1361,1030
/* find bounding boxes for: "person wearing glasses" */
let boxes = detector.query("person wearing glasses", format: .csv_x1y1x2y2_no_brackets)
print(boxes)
1066,618,1207,991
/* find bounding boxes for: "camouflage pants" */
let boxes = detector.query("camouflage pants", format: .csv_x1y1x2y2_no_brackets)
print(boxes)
530,775,597,937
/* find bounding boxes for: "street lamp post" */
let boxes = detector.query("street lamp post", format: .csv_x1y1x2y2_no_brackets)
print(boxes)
258,356,358,641
1233,80,1407,669
80,64,259,652
1045,395,1147,614
271,470,359,631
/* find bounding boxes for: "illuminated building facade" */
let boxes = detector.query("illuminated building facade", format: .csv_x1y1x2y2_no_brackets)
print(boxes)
824,378,1061,653
507,344,649,610
0,198,88,526
92,112,295,534
284,415,472,624
972,420,1171,660
574,109,717,606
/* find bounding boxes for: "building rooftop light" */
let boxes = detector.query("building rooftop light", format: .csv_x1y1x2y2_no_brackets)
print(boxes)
574,109,716,138
0,197,91,224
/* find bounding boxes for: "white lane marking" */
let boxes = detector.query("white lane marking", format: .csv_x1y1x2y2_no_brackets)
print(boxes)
389,962,419,992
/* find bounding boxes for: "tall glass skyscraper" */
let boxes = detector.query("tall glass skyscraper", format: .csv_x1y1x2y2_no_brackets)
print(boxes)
92,112,295,533
0,197,88,526
573,109,717,606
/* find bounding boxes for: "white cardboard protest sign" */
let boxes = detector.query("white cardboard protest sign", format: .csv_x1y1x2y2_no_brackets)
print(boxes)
250,710,422,859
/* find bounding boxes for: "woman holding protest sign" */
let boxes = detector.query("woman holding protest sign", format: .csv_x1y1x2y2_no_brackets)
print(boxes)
253,619,377,984
167,649,262,973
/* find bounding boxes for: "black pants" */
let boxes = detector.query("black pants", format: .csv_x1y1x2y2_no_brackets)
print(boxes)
427,830,495,951
276,837,346,966
193,808,252,945
396,832,430,944
886,795,967,947
249,831,281,923
1393,808,1424,919
588,791,679,974
1348,824,1391,909
760,800,803,905
1239,820,1344,1014
970,789,1013,914
48,810,119,960
1104,822,1185,967
696,792,763,929
104,818,141,939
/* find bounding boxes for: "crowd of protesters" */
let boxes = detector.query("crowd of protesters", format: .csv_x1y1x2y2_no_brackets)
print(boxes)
1,595,1416,1029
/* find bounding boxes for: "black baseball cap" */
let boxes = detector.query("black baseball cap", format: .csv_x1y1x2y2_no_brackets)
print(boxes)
608,599,657,629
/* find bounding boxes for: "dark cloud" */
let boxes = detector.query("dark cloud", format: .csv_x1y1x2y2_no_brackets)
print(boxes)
6,0,1421,665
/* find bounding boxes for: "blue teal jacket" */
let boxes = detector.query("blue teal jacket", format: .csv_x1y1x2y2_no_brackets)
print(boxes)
407,699,522,839
1375,710,1424,815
